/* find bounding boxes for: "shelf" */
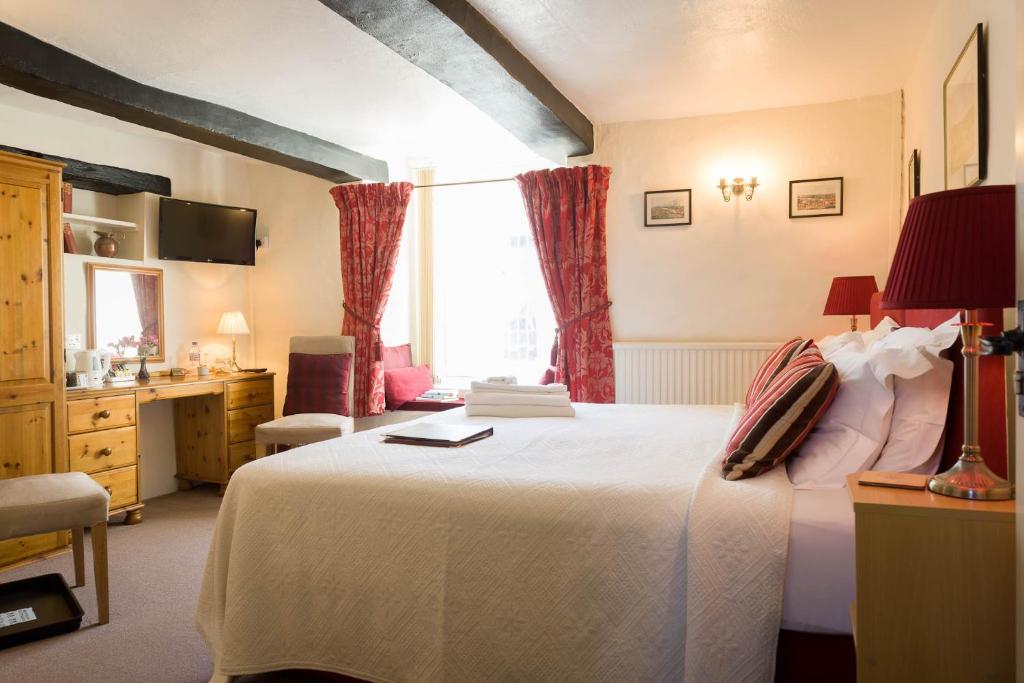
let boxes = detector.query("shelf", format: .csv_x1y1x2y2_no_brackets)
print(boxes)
63,213,137,231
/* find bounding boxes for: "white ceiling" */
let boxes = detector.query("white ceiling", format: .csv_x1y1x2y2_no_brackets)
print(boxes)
0,0,940,176
471,0,939,123
0,0,549,178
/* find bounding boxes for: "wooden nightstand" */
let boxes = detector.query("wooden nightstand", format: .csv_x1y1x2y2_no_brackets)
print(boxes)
847,473,1015,682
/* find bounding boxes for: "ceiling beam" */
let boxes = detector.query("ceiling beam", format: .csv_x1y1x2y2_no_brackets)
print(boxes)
0,21,388,184
321,0,594,164
0,144,171,195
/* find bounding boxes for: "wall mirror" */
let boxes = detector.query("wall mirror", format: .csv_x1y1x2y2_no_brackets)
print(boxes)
87,263,165,362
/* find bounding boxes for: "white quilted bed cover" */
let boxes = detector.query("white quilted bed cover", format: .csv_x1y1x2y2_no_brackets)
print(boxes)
197,403,791,682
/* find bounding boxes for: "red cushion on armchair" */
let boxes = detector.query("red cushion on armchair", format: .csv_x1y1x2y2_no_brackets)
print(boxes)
283,352,352,417
384,365,433,410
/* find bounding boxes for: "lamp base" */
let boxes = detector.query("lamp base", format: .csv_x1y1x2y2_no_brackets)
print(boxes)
928,451,1014,500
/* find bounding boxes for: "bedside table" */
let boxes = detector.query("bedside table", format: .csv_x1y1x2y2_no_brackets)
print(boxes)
847,473,1015,682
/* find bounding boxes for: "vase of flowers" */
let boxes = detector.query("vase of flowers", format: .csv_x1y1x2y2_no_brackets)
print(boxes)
108,333,158,381
136,334,158,380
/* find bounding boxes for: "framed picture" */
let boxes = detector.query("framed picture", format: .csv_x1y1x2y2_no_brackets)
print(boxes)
644,189,691,226
789,177,843,218
907,149,920,200
943,23,987,189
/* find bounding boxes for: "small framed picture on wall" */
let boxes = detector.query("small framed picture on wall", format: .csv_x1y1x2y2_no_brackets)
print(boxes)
908,149,920,200
644,189,691,226
789,177,843,218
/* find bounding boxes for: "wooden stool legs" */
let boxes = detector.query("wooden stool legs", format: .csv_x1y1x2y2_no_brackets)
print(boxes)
71,527,86,588
91,521,109,625
69,523,109,624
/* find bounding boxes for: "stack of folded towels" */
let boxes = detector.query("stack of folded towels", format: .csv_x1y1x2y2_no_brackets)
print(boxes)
464,381,575,418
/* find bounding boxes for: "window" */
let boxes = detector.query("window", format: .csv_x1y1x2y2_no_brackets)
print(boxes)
428,181,555,387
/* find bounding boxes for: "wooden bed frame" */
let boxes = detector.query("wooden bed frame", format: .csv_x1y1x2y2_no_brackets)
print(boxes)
774,297,1009,683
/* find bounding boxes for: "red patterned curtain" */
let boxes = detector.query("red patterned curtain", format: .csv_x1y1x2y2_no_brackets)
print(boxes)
130,273,159,339
330,182,413,417
516,166,615,403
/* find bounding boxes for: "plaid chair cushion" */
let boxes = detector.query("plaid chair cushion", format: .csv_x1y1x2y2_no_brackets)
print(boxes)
283,352,352,417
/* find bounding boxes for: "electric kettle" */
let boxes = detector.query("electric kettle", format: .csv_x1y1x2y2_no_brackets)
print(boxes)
74,349,113,387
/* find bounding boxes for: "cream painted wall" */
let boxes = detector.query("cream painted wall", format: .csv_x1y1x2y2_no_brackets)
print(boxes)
246,165,339,417
904,1,1016,193
0,92,325,499
573,93,901,343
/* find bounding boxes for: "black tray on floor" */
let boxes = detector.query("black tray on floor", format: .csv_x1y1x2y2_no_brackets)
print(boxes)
0,573,84,650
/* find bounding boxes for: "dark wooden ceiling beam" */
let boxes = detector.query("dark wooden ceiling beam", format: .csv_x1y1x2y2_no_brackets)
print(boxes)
0,144,171,195
321,0,594,164
0,21,388,184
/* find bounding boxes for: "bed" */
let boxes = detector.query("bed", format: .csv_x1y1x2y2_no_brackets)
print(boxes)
198,403,794,682
197,303,1009,683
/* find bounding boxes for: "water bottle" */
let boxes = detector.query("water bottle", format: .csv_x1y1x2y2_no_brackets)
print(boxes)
189,341,201,368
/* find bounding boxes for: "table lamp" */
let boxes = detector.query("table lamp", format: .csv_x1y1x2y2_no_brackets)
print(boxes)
882,185,1015,500
217,311,250,372
823,275,878,331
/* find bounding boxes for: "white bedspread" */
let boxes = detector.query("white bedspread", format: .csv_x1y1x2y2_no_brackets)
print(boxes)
197,403,790,682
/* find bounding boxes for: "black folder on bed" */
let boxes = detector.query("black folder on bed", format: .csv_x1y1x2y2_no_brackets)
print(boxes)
383,423,493,447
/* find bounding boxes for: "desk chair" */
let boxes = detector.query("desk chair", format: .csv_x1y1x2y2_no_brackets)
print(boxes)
0,473,111,624
255,336,355,453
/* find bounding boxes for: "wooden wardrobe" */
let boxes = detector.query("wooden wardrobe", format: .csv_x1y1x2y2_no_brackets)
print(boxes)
0,150,67,567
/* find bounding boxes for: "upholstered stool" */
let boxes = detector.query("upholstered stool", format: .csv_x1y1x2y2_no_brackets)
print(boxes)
0,472,111,624
255,335,355,454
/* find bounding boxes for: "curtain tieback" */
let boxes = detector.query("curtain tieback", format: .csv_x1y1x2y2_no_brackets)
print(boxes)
556,301,613,333
343,302,384,361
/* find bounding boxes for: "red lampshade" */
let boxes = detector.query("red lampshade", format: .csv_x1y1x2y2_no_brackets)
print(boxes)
823,276,878,316
882,185,1015,310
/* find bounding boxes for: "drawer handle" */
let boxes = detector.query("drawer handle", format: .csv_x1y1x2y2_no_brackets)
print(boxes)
247,392,256,399
98,447,113,457
95,410,111,420
103,486,112,495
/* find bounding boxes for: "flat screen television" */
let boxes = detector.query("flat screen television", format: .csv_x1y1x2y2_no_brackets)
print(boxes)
158,197,257,266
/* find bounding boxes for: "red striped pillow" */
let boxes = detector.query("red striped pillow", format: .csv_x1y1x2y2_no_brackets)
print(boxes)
283,352,353,417
723,343,839,481
745,338,812,405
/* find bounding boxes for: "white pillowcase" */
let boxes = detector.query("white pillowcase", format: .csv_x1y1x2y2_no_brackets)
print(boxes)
817,317,899,357
871,315,960,474
789,314,960,488
786,345,896,489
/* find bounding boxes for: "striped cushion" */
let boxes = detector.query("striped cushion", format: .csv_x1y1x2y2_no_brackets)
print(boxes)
283,352,353,417
745,338,812,405
723,343,839,481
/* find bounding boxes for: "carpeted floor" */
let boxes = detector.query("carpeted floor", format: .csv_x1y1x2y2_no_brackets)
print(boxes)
0,487,342,683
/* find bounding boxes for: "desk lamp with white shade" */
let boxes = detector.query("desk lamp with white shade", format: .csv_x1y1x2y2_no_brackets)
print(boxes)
217,311,250,372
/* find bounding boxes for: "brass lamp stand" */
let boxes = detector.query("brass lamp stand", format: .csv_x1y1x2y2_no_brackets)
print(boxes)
927,310,1014,500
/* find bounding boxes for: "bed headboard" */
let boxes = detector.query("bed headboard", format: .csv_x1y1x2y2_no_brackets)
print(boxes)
869,292,1008,477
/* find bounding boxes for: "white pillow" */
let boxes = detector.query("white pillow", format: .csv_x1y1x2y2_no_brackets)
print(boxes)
871,315,960,474
818,317,899,358
787,345,896,489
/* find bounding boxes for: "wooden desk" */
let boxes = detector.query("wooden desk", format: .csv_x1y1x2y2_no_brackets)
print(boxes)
65,372,275,523
847,473,1015,682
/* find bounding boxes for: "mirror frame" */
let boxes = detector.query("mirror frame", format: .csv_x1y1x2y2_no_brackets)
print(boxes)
86,263,166,363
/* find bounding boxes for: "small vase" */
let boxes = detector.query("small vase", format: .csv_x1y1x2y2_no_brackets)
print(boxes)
93,231,119,258
137,356,150,381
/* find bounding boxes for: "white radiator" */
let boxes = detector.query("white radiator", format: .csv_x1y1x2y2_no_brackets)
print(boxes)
613,342,780,405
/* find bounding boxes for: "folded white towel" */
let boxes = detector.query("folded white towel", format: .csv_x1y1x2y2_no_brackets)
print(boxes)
465,404,576,418
470,381,568,394
465,392,570,407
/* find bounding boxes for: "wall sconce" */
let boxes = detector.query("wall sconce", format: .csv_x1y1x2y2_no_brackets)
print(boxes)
718,177,759,202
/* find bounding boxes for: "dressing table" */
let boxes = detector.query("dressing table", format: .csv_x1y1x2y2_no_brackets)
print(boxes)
66,371,275,523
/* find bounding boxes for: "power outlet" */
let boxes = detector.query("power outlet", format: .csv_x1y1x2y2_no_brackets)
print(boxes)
66,333,82,350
